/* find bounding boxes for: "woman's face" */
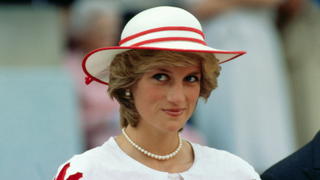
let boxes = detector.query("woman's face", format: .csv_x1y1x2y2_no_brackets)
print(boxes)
131,65,201,133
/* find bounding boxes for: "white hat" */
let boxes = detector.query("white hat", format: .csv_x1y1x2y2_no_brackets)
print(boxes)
83,6,246,85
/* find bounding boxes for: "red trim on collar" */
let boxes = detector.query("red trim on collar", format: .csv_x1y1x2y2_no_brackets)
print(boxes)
130,37,207,46
119,26,205,46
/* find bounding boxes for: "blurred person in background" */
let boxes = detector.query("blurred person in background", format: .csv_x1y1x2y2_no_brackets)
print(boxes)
259,1,320,178
276,0,320,148
64,0,122,149
181,0,297,173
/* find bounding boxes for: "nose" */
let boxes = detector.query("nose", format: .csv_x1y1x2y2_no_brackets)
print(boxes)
167,82,185,105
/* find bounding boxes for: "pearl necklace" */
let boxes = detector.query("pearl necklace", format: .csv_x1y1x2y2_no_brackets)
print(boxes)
122,128,182,160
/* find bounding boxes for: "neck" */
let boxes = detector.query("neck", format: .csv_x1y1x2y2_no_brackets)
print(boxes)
125,125,180,156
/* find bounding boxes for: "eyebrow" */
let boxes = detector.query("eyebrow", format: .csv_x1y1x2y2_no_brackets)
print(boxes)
188,71,201,76
156,68,201,76
157,68,172,73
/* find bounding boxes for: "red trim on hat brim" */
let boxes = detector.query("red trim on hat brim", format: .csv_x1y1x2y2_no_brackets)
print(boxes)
82,46,246,86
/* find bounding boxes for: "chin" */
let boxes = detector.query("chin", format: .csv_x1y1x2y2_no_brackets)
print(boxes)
162,122,185,133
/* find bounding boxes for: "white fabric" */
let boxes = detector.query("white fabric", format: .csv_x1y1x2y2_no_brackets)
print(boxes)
54,137,261,180
120,6,202,40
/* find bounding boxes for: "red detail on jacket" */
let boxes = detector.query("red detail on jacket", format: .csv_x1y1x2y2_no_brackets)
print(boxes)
67,173,83,180
54,163,83,180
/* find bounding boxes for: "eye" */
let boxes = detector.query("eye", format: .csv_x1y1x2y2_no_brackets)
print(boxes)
185,76,198,82
153,74,168,81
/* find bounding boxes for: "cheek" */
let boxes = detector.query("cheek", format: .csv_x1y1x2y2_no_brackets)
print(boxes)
188,87,200,105
134,84,163,109
142,86,163,104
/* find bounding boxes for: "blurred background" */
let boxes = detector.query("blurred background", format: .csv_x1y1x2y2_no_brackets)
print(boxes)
0,0,319,179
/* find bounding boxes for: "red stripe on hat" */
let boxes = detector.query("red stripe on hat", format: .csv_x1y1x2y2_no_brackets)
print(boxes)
119,26,205,46
130,37,207,46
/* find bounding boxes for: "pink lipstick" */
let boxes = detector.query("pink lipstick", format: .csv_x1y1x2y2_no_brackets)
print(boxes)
162,108,185,117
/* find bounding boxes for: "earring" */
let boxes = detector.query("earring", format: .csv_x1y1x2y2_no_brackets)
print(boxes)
125,89,131,97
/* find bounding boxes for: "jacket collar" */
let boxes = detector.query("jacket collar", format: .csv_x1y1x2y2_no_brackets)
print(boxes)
304,131,320,179
313,131,320,169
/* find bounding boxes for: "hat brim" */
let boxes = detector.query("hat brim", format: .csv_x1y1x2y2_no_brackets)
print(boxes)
83,43,246,85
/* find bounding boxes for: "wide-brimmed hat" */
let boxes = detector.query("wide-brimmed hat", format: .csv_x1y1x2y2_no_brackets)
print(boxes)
83,6,246,85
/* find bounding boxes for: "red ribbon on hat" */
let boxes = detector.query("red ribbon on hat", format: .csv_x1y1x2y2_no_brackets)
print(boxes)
85,76,94,85
119,26,206,46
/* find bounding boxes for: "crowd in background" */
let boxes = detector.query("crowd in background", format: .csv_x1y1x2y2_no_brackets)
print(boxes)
1,0,320,178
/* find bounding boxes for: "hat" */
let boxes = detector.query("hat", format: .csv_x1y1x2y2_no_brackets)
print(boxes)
83,6,246,85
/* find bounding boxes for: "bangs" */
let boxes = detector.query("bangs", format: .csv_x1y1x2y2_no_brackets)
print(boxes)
135,50,202,73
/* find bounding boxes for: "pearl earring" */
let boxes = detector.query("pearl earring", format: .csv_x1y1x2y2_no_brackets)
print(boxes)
125,89,131,97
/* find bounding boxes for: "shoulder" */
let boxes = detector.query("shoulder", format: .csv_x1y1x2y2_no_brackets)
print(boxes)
190,143,261,180
192,143,251,168
53,138,119,180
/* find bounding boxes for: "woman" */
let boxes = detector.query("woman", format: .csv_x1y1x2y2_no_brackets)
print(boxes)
54,6,261,180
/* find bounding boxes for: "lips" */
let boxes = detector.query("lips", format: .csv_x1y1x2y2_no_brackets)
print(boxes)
162,108,185,117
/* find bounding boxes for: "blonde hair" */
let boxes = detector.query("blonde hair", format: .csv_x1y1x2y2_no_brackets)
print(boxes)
107,50,221,128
